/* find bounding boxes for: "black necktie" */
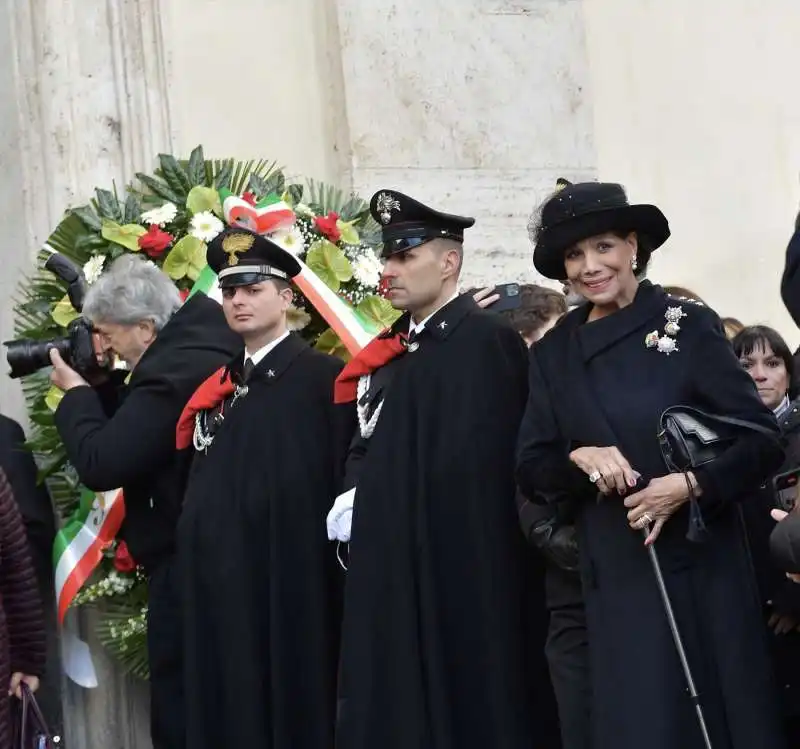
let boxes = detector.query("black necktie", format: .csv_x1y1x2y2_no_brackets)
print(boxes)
242,357,255,382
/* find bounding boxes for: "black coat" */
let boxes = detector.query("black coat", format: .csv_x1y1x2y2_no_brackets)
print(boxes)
517,281,786,749
772,513,800,572
178,334,351,749
54,294,241,570
741,401,800,728
337,294,536,749
0,416,56,587
780,221,800,328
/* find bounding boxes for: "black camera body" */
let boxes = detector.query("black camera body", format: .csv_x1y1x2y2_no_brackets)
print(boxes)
5,253,106,380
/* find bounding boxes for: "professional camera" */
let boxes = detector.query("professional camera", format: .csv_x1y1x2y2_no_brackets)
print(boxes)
5,253,105,380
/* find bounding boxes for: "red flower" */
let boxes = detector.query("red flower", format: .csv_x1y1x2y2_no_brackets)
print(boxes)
138,225,174,258
113,541,136,573
179,288,190,302
314,211,341,243
242,191,257,206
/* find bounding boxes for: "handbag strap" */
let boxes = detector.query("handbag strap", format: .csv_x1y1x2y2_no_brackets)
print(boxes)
19,684,52,748
664,406,778,440
704,413,778,439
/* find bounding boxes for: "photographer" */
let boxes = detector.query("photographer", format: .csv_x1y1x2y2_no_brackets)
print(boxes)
48,256,240,749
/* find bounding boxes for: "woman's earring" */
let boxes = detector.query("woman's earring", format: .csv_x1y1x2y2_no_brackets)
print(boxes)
631,257,638,271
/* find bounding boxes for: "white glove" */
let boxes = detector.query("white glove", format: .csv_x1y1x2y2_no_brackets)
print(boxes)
327,487,356,542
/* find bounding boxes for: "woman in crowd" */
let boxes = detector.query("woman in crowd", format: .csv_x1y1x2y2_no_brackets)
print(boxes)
722,316,746,340
516,180,786,749
0,467,46,746
662,285,707,305
733,325,800,744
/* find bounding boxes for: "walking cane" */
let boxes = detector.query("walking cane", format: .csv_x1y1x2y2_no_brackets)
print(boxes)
641,524,714,749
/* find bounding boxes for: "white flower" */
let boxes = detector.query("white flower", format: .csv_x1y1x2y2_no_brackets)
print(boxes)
271,227,306,256
140,202,178,227
189,211,224,242
656,336,678,355
294,203,315,218
351,252,383,289
83,255,106,284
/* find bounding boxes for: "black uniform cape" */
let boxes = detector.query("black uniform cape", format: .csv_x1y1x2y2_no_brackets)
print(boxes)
178,333,352,749
337,294,536,749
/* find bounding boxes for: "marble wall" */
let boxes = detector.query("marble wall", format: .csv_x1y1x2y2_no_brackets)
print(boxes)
583,0,800,340
336,0,597,285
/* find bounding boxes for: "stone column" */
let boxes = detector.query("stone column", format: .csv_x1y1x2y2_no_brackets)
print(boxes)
1,1,174,746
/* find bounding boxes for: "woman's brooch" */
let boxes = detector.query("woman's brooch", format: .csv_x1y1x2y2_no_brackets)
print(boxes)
645,306,685,355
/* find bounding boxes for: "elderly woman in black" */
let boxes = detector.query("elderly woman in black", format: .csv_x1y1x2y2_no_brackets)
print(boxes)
516,181,786,749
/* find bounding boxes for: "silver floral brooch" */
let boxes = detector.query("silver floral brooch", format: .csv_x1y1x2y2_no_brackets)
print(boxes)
645,306,685,355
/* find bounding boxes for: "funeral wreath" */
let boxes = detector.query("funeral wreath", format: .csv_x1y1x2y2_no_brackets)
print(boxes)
11,146,395,679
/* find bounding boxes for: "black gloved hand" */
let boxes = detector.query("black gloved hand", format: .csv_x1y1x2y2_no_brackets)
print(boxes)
530,519,580,573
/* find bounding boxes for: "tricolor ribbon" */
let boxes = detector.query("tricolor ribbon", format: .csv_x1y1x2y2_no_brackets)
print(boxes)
53,487,125,686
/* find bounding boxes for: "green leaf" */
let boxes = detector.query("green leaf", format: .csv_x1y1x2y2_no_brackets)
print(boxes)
71,205,103,232
247,172,268,198
135,173,181,204
186,186,222,217
187,145,206,186
263,171,285,197
314,328,350,361
305,239,353,291
101,219,146,252
74,234,108,252
51,294,80,327
123,194,142,224
95,189,122,221
213,161,233,191
162,236,206,281
44,386,64,412
158,154,192,196
356,295,401,329
285,184,303,206
337,219,360,246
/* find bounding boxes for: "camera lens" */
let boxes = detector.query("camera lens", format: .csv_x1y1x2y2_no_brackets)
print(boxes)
5,336,72,379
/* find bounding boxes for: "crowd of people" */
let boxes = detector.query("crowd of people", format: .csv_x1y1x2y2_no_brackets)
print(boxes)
2,179,800,748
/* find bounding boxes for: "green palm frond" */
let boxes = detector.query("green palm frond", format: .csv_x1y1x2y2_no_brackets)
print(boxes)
94,598,150,681
305,179,382,246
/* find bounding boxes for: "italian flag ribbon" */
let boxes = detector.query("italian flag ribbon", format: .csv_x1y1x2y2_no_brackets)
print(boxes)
54,488,125,626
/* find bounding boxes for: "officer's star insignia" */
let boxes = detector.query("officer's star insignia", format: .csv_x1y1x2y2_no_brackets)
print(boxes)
438,321,448,330
267,369,276,378
375,192,401,225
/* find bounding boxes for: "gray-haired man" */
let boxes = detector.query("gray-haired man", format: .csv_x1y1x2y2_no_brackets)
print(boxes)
49,255,240,749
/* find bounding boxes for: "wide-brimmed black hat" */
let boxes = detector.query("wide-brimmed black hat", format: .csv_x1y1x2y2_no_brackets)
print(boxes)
531,181,670,280
207,227,301,288
369,189,475,259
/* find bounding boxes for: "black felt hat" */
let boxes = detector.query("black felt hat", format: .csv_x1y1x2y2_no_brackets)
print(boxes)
369,189,475,259
531,181,670,280
206,227,301,288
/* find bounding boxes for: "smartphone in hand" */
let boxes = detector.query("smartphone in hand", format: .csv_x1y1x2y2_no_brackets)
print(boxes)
484,283,522,313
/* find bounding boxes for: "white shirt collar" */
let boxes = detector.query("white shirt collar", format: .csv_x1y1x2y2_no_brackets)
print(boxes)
409,291,460,335
245,330,290,367
774,394,791,420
